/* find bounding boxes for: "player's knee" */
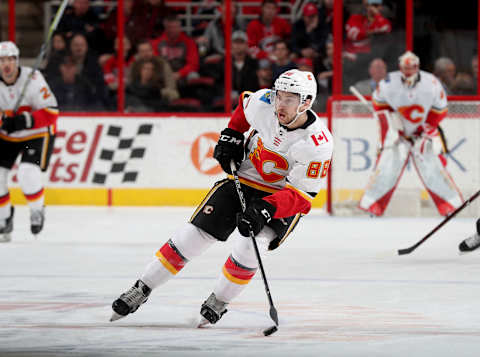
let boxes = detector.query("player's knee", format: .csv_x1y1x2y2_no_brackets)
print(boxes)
170,223,216,260
17,162,41,184
231,227,273,268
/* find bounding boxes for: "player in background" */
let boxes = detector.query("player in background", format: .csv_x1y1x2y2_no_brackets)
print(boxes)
358,51,463,216
0,41,59,242
110,69,333,326
459,218,480,252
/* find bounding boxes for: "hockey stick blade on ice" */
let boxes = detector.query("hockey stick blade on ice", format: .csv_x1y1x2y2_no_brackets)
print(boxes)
398,189,480,255
230,160,279,336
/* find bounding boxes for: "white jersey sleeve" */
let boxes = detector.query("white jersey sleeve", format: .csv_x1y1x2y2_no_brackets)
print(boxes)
23,68,58,110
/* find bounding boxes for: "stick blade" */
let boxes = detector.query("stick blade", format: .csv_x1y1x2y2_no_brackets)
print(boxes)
397,247,415,255
263,325,278,336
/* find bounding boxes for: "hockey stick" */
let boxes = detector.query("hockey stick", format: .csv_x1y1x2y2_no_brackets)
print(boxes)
398,189,480,255
13,0,70,112
230,160,279,336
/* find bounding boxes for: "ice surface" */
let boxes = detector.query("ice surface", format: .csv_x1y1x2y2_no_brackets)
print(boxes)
1,206,479,356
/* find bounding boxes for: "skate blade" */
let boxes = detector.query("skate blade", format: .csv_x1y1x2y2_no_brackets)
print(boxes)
110,312,126,322
196,316,210,328
0,233,11,243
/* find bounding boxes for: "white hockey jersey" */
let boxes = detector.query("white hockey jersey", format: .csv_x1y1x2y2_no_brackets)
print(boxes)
0,66,58,139
372,70,447,137
230,89,334,217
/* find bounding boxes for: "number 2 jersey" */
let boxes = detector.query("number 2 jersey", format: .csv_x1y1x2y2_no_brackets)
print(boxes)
372,70,447,137
0,66,58,141
228,89,334,219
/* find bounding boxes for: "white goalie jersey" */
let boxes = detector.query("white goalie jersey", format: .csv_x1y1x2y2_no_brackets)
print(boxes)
232,89,333,213
372,70,447,137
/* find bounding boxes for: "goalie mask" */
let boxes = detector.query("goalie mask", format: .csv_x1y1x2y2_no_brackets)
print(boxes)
273,69,317,127
399,51,420,88
0,41,20,66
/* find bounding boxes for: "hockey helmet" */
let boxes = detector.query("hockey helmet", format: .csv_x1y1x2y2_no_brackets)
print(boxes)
398,51,420,87
273,69,317,111
0,41,20,65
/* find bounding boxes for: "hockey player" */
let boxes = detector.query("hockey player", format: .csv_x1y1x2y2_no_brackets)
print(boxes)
459,218,480,252
110,69,333,325
358,51,463,216
0,41,59,242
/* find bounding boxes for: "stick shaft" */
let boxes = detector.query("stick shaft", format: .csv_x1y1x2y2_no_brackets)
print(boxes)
13,0,70,112
398,189,480,255
230,160,279,326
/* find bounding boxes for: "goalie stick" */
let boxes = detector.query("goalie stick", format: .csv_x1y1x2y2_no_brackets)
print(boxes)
230,160,279,336
398,189,480,255
13,0,69,112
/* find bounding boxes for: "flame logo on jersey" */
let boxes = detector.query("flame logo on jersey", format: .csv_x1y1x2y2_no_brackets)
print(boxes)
397,104,425,123
249,137,289,183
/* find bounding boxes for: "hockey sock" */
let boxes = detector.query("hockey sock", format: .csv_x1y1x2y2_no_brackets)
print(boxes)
214,254,257,303
141,223,216,289
18,163,44,211
0,168,11,221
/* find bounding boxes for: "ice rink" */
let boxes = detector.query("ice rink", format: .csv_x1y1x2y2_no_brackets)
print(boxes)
1,205,479,357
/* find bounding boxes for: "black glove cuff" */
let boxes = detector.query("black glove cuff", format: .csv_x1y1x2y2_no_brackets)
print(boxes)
252,198,277,224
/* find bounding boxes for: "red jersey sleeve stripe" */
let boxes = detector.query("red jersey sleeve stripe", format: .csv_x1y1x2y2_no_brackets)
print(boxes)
228,91,251,133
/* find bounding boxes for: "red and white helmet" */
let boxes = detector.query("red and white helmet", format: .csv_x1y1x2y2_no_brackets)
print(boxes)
273,69,317,111
398,51,420,87
0,41,20,65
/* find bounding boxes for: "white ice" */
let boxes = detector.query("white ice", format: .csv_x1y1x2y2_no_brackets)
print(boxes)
1,206,479,357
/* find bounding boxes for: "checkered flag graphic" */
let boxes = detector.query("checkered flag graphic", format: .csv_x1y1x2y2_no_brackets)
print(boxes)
92,124,153,185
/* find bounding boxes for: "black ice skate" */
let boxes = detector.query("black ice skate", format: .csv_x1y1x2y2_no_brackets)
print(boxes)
459,219,480,253
30,206,45,235
199,293,228,326
0,207,14,243
110,280,151,322
459,234,480,252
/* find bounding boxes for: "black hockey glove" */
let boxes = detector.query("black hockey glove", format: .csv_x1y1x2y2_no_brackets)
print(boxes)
213,128,244,174
236,199,276,237
1,112,34,134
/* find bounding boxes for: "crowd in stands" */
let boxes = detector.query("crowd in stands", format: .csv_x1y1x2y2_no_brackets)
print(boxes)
40,0,479,113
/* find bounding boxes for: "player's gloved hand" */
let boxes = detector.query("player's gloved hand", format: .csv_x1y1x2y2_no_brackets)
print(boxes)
0,112,34,134
412,123,437,154
213,128,244,174
236,199,276,237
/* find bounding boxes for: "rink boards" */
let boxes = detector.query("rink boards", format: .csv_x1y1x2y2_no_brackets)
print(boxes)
7,115,479,211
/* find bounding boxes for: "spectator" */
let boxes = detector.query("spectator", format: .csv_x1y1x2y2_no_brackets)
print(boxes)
472,55,478,93
196,0,246,59
57,0,107,55
271,40,297,81
344,0,391,55
231,30,259,104
126,57,179,112
101,0,141,52
102,36,136,94
315,39,334,112
151,15,200,94
49,55,106,111
246,0,292,60
353,58,387,95
290,2,328,60
256,59,273,89
68,33,111,109
135,40,156,61
44,32,68,81
130,0,172,40
434,57,456,95
452,72,475,95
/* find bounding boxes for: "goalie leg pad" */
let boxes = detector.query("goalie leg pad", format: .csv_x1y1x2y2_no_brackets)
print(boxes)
411,146,463,216
359,140,410,216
